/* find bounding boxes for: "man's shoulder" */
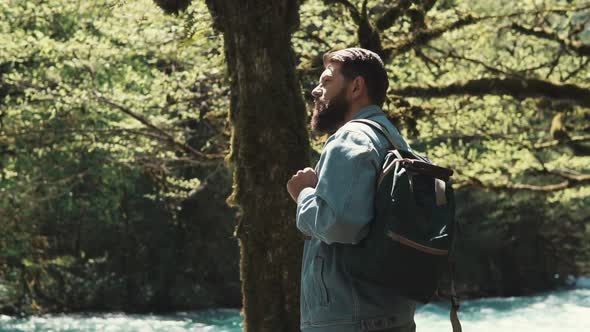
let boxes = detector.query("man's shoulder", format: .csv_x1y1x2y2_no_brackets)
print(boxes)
334,118,390,151
328,124,376,151
342,116,412,152
318,123,383,168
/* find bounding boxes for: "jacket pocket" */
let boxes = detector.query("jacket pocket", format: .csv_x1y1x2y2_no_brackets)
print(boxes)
313,256,329,306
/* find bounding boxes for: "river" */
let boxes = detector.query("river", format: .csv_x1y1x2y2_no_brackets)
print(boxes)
1,279,589,332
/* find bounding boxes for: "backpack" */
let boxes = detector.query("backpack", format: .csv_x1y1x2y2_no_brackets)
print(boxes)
348,119,462,332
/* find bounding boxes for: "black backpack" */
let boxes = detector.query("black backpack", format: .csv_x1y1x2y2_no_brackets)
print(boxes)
348,119,462,332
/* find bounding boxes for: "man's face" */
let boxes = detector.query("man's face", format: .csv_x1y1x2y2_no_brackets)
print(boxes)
311,62,351,134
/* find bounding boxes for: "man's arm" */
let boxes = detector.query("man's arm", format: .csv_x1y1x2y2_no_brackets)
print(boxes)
295,130,380,245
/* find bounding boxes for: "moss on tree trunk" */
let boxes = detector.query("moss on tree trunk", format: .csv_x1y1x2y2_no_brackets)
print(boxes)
205,1,310,331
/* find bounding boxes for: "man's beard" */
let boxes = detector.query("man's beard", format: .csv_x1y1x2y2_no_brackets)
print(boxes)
311,87,351,135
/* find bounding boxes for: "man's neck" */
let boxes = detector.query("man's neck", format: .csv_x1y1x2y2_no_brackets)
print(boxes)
332,103,373,132
344,102,372,123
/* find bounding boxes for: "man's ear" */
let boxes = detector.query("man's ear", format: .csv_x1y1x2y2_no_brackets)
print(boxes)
351,76,365,98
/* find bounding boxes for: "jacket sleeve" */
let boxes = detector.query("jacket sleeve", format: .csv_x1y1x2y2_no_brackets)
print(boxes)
296,130,380,245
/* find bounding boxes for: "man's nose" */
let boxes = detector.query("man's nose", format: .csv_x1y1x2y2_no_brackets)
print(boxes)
311,86,322,99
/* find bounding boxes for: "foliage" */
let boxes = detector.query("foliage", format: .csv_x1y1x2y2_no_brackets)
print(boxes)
294,0,590,294
1,0,589,315
0,0,238,314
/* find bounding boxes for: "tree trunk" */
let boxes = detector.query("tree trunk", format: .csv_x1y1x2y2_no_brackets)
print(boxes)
205,1,310,331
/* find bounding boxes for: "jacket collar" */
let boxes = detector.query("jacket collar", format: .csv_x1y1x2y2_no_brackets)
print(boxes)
351,104,383,120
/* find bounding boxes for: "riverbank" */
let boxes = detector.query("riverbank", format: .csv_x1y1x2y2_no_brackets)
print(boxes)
1,281,588,332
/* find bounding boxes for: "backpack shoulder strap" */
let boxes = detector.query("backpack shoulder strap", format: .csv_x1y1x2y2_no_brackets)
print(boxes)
348,118,402,151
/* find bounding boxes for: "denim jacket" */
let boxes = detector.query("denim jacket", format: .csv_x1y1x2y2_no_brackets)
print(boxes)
296,105,416,331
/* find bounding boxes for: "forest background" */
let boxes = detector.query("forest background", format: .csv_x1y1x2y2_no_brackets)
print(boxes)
1,0,589,330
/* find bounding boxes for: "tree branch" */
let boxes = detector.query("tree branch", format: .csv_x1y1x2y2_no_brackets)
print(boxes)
458,173,590,192
389,14,478,56
548,168,590,182
426,45,515,77
374,0,412,31
563,57,590,81
457,165,590,192
324,0,361,23
511,23,590,57
93,91,221,160
390,77,590,108
384,4,590,58
534,135,590,149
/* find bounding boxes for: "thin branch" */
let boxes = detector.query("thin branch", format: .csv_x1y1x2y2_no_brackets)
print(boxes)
457,164,590,192
548,168,590,182
473,4,590,20
388,14,478,56
563,57,590,81
383,4,590,57
534,135,590,149
93,91,222,160
419,133,523,145
414,48,443,78
1,169,89,201
457,174,590,192
304,34,332,50
546,47,564,79
426,45,515,77
374,0,412,31
324,0,361,23
1,127,185,138
511,23,590,57
390,78,590,108
516,57,562,74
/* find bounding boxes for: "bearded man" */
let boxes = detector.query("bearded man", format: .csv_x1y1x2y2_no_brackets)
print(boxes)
286,48,417,332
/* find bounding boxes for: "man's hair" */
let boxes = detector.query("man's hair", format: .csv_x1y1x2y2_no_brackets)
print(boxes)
323,48,389,106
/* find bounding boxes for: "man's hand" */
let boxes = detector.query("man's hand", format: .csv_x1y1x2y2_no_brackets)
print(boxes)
287,167,318,203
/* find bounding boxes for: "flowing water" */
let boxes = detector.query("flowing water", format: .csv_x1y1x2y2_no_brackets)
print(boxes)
1,279,589,332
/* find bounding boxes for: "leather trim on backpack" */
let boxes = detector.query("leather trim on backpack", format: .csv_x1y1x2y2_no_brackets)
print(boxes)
386,231,449,256
377,157,413,188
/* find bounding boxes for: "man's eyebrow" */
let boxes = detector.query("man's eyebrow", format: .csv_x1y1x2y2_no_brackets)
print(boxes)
319,72,333,84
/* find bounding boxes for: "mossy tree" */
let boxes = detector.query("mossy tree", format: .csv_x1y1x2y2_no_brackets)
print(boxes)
155,0,311,331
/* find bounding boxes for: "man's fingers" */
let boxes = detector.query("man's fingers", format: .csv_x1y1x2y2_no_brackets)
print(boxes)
291,168,316,181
